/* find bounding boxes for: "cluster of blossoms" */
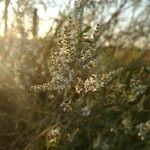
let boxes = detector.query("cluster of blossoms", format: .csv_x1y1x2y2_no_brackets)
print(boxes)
46,126,61,148
128,79,147,102
31,17,100,92
84,74,98,92
31,17,124,117
81,106,91,116
98,67,123,87
75,74,98,93
136,120,150,140
130,79,147,96
75,68,123,93
46,18,77,91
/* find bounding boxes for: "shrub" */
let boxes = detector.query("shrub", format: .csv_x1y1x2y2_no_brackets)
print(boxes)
30,17,150,150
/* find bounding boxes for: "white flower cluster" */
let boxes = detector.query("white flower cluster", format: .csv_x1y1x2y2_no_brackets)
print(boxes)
130,79,147,96
136,120,150,140
75,74,98,93
99,67,123,87
75,68,123,94
75,77,84,94
84,74,98,92
31,17,123,97
128,79,147,102
81,106,91,116
46,126,61,148
47,19,76,91
32,18,98,92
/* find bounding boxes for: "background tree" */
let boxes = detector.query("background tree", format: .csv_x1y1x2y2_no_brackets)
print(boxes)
32,8,38,37
3,0,10,37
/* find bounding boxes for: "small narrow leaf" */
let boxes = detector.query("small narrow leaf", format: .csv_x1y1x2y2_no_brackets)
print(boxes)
82,26,91,33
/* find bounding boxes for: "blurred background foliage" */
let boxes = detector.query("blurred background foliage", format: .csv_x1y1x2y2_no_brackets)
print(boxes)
0,0,150,150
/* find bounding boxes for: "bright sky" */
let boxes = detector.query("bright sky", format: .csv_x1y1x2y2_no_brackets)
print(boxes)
0,0,75,37
37,0,75,36
0,0,148,38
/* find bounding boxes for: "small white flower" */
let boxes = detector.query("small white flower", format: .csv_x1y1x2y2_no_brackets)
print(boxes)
82,106,91,116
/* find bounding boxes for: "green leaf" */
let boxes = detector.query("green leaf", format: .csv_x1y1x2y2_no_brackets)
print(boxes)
82,26,91,33
77,26,91,38
83,38,93,43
